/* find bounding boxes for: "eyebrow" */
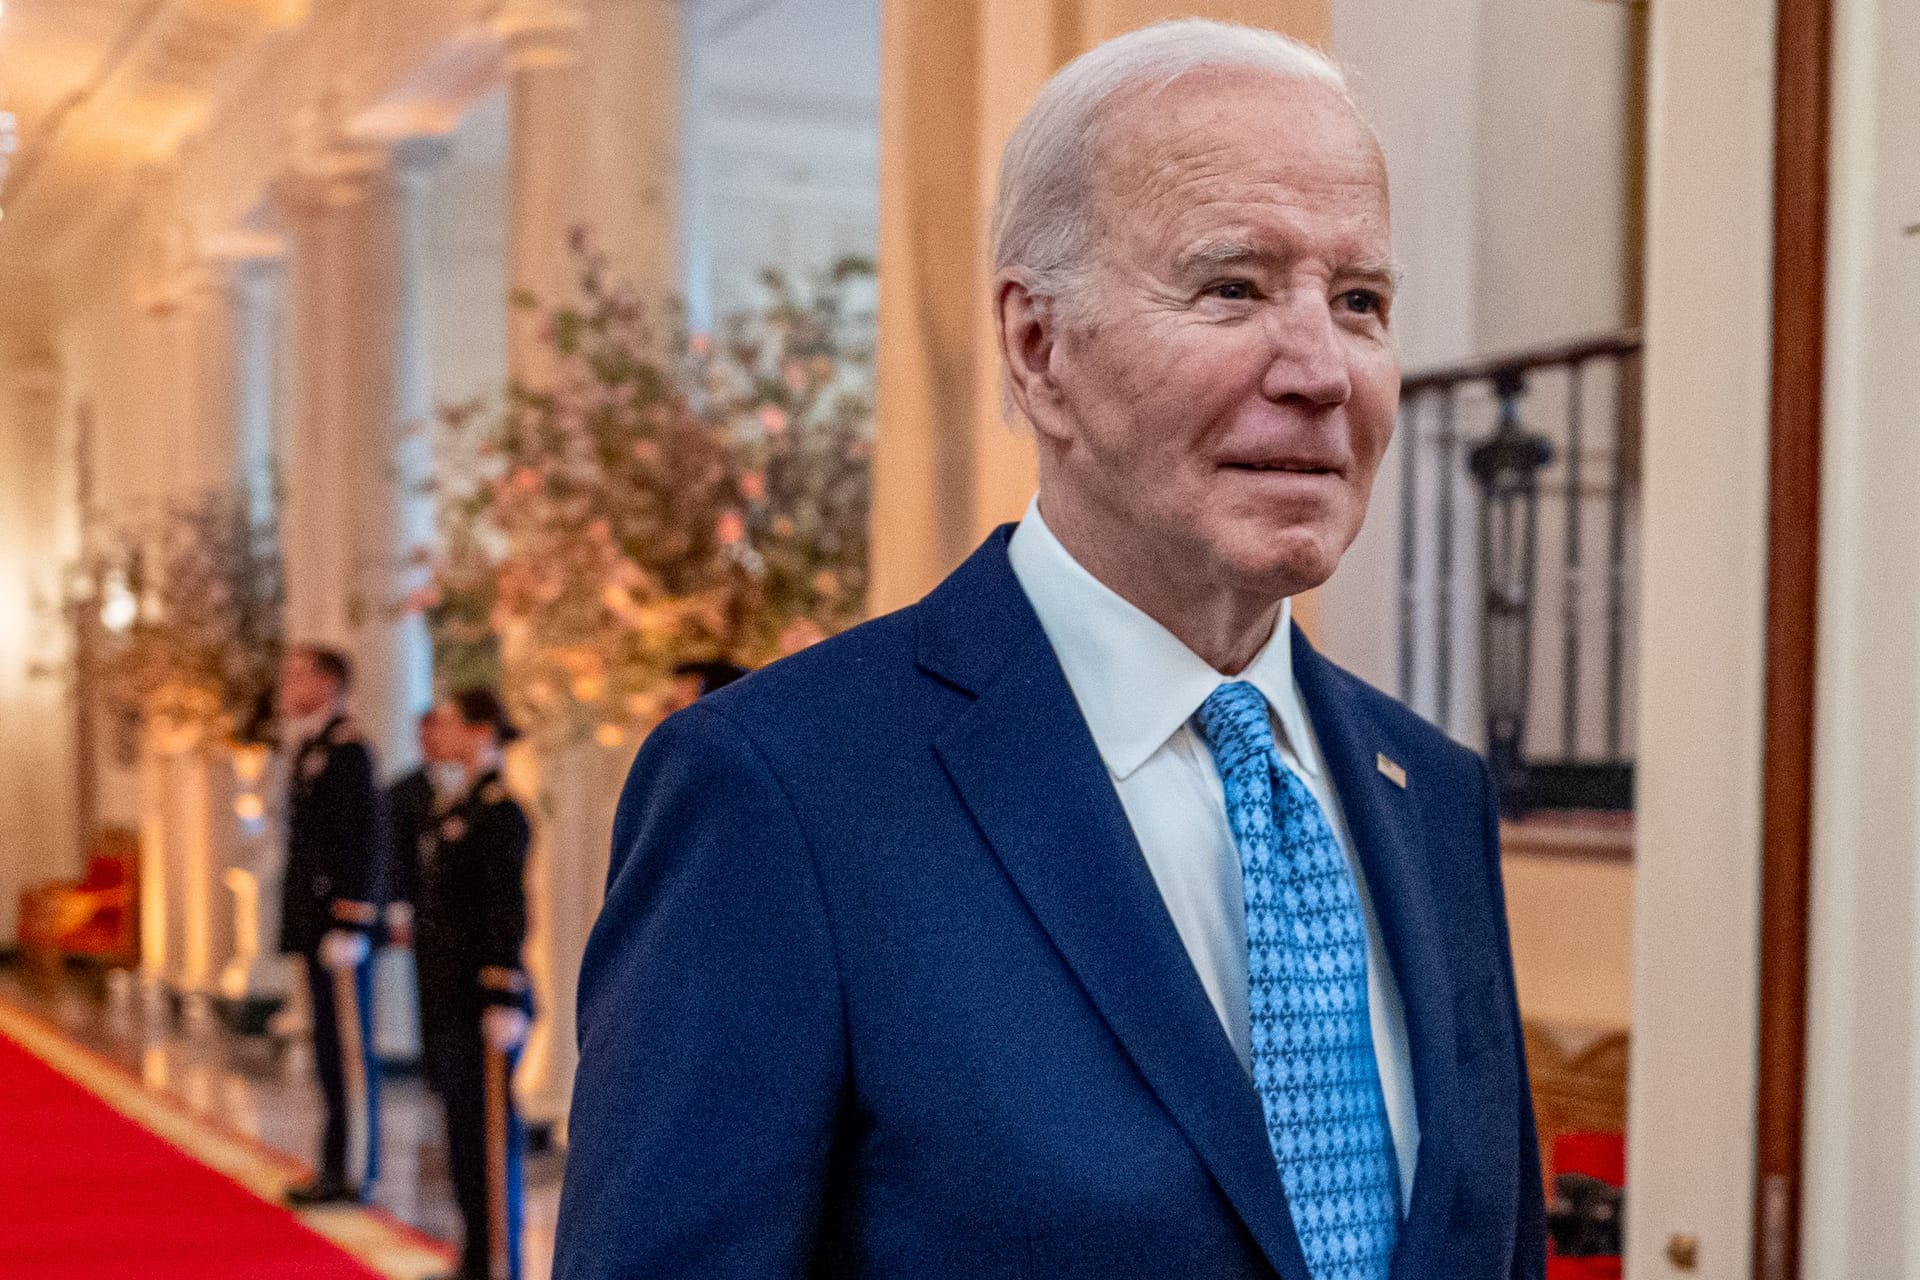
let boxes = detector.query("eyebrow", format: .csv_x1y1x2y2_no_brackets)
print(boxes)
1172,240,1406,293
1344,257,1406,294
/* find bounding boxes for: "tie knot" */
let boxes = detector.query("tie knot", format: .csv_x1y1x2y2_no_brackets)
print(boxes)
1195,680,1276,776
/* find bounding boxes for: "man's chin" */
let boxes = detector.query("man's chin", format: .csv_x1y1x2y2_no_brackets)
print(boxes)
1210,531,1345,601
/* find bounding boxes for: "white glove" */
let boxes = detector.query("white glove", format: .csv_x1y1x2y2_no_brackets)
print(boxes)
319,929,370,971
384,902,415,948
482,1005,531,1053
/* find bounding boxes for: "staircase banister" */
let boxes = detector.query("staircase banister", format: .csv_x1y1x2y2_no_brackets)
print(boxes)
1402,328,1644,395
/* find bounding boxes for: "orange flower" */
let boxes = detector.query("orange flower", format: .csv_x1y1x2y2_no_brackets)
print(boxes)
758,405,789,435
633,439,661,465
739,471,767,502
716,510,747,545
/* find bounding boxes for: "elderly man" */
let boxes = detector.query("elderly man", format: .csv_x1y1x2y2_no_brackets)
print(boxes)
556,19,1543,1280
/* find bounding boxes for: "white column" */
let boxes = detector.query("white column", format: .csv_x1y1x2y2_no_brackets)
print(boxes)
277,159,362,652
497,0,593,1134
1801,0,1920,1274
137,292,198,504
390,137,448,752
139,256,250,1004
500,4,589,382
1623,0,1776,1276
0,358,78,944
509,738,628,1140
233,255,283,531
277,146,425,773
178,259,245,498
584,0,680,317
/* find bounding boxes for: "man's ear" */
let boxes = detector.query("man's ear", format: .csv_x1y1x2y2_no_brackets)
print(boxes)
994,274,1072,442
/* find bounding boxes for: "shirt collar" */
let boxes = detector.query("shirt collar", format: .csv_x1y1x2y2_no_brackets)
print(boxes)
1006,497,1319,782
285,708,338,753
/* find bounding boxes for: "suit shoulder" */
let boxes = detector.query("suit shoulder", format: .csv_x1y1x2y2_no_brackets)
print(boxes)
697,607,922,730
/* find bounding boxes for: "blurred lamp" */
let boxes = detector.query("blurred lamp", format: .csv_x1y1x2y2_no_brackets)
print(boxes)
101,573,138,632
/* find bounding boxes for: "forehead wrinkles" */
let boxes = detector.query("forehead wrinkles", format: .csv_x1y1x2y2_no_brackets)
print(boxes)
1087,78,1388,257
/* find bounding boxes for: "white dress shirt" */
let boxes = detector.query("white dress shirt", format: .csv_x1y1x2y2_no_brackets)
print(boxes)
1008,499,1420,1208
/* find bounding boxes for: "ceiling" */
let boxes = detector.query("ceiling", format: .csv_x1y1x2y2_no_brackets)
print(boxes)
0,0,300,292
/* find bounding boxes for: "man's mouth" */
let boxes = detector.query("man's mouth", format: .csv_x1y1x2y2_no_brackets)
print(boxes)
1221,461,1341,475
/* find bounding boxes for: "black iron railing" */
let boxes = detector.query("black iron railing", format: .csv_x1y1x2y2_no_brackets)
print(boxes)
1396,330,1642,816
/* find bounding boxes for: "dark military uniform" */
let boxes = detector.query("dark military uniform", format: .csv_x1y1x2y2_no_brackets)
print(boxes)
383,766,436,927
398,768,533,1280
281,712,387,1192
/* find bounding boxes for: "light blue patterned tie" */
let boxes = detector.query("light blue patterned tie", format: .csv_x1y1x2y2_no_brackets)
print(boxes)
1196,681,1400,1280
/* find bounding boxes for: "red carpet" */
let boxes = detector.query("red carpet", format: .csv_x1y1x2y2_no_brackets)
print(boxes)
0,1030,387,1279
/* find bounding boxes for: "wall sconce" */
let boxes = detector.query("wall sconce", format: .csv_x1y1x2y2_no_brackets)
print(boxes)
100,572,137,633
231,742,270,785
231,744,270,836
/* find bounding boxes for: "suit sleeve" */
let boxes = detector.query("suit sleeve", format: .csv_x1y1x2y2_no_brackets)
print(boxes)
324,741,385,935
476,803,533,1013
553,703,847,1280
1479,754,1548,1280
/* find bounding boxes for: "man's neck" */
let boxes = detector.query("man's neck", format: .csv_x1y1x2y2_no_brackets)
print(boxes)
1035,494,1286,675
288,701,343,745
463,744,504,781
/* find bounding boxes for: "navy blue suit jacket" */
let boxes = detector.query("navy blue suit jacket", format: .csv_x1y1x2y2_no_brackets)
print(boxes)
555,529,1545,1279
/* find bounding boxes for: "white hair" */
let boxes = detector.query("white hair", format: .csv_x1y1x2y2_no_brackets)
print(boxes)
991,19,1359,308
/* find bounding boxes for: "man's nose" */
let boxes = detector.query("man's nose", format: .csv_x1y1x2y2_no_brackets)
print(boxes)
1259,291,1353,407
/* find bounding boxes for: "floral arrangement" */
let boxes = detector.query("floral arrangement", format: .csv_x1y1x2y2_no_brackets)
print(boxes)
425,231,874,746
48,491,283,748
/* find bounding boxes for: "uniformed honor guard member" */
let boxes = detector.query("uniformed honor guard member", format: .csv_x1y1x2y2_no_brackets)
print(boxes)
382,705,468,952
277,645,388,1206
396,688,534,1280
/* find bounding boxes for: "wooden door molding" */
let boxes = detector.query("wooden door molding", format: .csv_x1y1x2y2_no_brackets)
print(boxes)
1754,0,1833,1275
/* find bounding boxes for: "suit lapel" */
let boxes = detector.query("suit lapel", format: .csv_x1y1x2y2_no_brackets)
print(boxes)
1290,631,1467,1276
921,534,1311,1280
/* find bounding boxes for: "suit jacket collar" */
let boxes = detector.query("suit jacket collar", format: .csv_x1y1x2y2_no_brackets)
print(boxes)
1291,630,1469,1275
921,528,1313,1279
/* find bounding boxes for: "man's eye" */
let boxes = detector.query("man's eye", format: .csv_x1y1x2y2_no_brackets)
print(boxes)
1209,280,1257,301
1340,289,1384,316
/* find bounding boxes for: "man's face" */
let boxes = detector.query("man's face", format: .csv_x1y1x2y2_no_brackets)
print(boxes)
1032,72,1399,603
419,705,460,764
278,651,331,720
667,673,704,715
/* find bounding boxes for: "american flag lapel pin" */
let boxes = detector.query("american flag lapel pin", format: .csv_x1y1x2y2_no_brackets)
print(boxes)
1375,752,1408,789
